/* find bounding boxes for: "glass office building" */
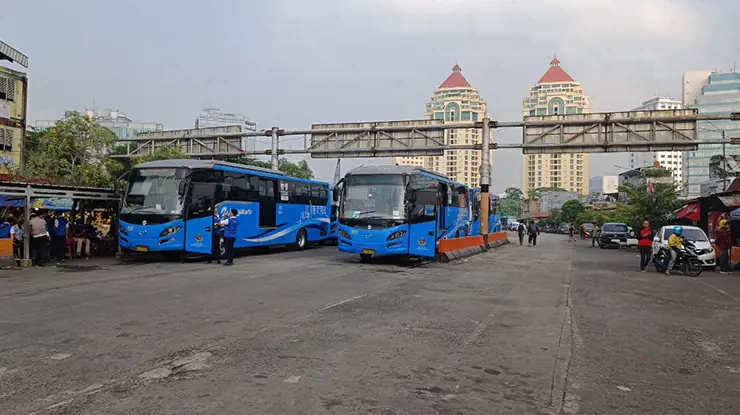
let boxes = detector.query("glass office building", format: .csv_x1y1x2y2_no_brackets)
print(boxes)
683,72,740,198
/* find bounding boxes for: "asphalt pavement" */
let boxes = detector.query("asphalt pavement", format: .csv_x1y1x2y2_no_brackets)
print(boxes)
0,234,738,414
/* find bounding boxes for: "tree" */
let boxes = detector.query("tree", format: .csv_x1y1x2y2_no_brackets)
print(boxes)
618,182,680,230
503,187,523,201
19,111,116,187
560,199,585,224
132,147,189,165
233,156,314,179
500,198,521,217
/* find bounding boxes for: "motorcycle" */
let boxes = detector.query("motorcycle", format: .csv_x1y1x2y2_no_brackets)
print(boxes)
653,239,703,277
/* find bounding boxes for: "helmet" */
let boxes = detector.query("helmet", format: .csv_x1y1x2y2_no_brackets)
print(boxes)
672,225,684,236
719,219,729,229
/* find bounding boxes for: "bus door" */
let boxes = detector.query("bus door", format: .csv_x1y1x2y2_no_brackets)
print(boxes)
252,177,277,228
183,181,215,255
408,188,438,258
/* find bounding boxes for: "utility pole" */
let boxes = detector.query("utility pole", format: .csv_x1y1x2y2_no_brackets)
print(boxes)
271,127,279,170
480,116,491,241
723,130,728,191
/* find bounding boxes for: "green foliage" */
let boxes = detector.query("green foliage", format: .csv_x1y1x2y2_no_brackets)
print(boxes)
132,147,189,165
233,156,314,179
503,187,523,201
560,199,585,224
19,111,116,187
500,198,521,217
617,182,681,229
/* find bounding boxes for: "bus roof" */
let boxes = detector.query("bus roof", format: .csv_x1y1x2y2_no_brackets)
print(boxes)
346,165,461,184
134,159,284,176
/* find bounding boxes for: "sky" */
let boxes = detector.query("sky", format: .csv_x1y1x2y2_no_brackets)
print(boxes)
2,0,739,193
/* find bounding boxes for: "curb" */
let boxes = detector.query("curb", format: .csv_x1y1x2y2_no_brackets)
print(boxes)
439,236,510,262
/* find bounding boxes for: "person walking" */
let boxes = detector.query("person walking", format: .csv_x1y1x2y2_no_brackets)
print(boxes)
207,207,223,264
637,220,653,272
517,222,526,246
9,218,24,260
716,218,733,274
579,224,586,240
29,212,50,267
568,223,576,242
219,209,240,266
591,223,601,247
527,221,539,247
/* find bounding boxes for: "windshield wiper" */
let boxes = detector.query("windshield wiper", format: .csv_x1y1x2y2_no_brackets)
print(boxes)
123,205,160,214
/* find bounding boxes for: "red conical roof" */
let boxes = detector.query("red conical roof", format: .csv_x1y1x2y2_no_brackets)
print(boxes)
538,57,574,83
439,64,472,88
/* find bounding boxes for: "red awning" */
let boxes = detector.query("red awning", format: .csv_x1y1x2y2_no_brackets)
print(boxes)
676,202,700,221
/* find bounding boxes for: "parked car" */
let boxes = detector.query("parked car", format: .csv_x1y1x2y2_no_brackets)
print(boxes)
508,221,520,231
581,223,595,238
599,223,630,248
652,225,716,269
558,224,570,234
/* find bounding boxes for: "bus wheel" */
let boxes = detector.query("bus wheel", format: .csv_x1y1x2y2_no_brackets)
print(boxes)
360,254,372,262
294,229,308,251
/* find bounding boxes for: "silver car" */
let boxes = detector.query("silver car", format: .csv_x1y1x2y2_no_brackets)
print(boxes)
653,226,716,269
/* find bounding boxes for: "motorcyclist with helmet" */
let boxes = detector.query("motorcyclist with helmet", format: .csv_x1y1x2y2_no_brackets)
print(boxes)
666,225,684,275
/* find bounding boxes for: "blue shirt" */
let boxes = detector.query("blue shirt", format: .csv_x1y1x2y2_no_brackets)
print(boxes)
224,216,240,238
54,217,68,237
0,222,10,239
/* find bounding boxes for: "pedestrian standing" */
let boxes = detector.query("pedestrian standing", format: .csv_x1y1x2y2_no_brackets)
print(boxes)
528,221,539,247
517,223,526,246
716,218,733,274
637,220,653,272
52,211,68,262
219,208,240,266
580,224,586,240
207,207,222,264
568,224,576,242
29,212,50,267
10,218,24,260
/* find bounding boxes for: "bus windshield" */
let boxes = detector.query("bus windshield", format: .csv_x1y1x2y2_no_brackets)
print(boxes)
122,168,186,216
341,174,406,220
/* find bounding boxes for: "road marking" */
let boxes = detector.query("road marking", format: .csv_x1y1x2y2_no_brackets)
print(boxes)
321,294,366,311
284,375,301,383
49,353,71,360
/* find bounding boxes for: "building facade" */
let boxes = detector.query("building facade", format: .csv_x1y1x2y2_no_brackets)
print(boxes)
393,65,489,188
628,96,684,184
588,175,619,198
195,108,258,152
0,65,27,173
682,70,740,198
522,58,590,197
36,108,163,140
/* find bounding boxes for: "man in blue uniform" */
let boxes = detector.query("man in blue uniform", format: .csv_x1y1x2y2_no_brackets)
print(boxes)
52,211,68,262
219,208,240,266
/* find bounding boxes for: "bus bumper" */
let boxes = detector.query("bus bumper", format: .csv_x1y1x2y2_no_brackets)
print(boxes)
338,238,408,257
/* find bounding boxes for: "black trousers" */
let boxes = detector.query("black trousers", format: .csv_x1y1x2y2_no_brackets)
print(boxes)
52,235,66,260
639,246,652,270
32,236,49,266
224,237,236,263
528,234,537,246
518,233,524,245
210,232,222,263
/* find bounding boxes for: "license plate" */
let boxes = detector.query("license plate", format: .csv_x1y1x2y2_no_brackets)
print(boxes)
361,249,375,255
135,246,149,252
612,239,621,243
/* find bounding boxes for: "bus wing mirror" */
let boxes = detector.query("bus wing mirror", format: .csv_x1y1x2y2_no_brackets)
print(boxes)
332,188,338,203
178,180,188,196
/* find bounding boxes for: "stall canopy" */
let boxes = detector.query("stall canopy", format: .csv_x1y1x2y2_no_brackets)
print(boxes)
0,195,73,210
676,201,700,221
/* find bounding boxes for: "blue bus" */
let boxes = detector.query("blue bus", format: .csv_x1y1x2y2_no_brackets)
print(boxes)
471,189,502,235
119,159,331,257
335,165,471,261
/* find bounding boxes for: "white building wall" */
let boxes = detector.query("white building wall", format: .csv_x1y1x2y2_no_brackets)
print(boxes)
628,96,684,184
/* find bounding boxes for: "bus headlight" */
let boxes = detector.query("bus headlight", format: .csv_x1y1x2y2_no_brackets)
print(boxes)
386,230,407,241
339,229,351,239
159,226,182,237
